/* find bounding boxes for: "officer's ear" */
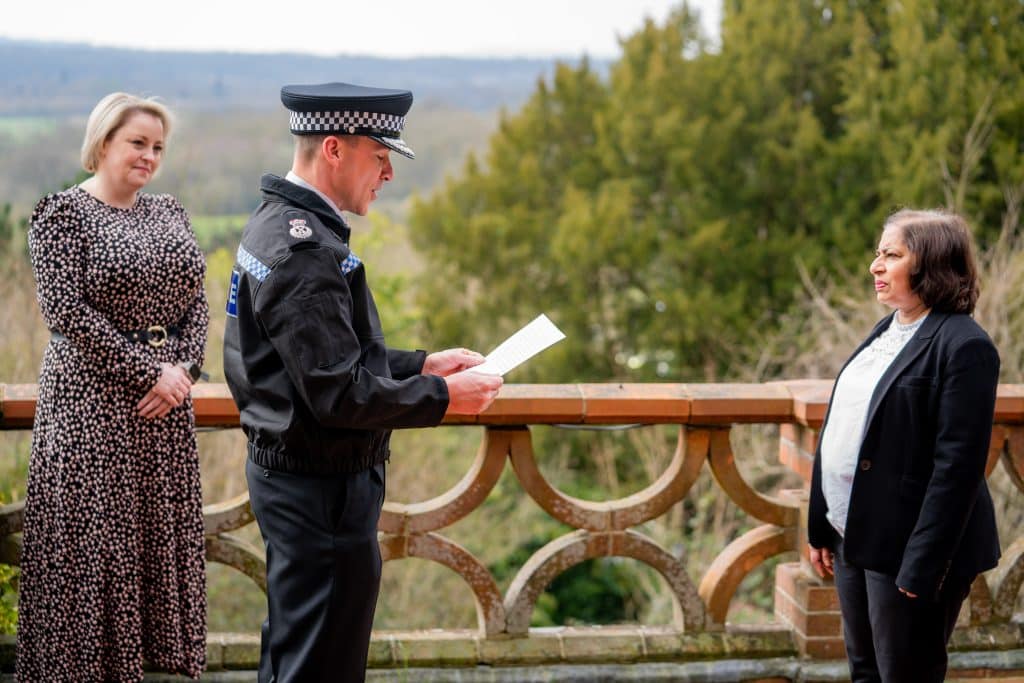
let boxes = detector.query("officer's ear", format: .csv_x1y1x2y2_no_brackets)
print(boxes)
322,136,345,165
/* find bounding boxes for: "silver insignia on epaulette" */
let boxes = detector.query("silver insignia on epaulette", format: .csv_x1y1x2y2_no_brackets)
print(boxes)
288,218,312,239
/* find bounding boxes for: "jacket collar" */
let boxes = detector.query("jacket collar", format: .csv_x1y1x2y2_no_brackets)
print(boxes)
259,173,351,243
858,310,950,438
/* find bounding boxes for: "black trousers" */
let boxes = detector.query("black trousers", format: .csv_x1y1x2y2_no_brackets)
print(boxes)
246,458,386,683
832,538,973,683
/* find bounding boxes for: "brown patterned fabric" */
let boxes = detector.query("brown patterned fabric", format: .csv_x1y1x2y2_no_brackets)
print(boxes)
17,187,208,681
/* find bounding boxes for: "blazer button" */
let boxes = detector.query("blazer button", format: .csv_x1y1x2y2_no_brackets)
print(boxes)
860,460,872,471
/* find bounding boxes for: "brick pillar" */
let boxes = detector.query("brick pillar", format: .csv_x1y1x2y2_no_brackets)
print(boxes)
774,480,844,659
774,561,844,659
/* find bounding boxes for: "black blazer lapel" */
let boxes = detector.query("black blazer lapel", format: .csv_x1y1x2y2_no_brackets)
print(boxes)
819,315,891,432
861,311,950,435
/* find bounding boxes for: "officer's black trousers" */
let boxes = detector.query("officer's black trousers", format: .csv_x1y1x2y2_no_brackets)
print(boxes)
832,538,973,683
246,458,386,683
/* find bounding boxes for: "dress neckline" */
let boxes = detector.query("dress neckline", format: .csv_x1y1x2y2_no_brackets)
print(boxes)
73,185,141,212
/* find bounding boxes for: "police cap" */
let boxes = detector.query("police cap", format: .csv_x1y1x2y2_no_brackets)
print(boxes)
281,82,415,159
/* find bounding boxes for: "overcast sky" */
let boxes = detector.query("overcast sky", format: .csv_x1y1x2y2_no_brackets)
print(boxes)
2,1,721,58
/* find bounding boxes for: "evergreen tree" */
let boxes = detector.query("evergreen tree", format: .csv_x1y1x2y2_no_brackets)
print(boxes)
409,1,1024,382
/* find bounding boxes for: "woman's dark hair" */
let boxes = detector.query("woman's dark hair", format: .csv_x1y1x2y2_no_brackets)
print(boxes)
885,208,980,314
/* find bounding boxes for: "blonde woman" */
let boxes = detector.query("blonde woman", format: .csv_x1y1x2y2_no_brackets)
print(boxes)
17,93,208,680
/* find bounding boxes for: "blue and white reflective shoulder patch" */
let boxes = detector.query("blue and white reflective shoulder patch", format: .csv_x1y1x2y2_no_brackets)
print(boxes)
340,252,362,275
226,269,240,318
237,245,271,282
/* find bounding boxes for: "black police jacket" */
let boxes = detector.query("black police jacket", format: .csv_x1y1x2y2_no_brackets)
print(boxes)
223,174,449,474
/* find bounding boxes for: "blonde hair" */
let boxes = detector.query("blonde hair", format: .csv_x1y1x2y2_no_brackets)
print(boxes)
80,93,173,173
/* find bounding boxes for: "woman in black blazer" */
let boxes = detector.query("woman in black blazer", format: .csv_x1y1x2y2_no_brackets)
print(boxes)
807,209,1000,683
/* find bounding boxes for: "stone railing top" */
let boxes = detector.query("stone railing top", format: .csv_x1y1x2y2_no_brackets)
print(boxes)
3,381,1024,430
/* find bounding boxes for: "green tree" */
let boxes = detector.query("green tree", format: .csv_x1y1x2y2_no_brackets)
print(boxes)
409,1,1024,382
406,2,1024,624
0,203,29,267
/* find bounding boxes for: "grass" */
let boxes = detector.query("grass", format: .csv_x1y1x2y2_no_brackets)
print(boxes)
189,214,248,253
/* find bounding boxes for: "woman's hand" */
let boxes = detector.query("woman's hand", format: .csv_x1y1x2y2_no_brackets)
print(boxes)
898,586,918,599
137,363,192,419
422,348,486,377
808,544,834,579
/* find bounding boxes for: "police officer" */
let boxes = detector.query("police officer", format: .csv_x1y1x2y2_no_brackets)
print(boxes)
223,82,503,682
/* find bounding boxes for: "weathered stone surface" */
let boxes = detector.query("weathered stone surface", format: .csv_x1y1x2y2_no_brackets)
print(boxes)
392,630,479,667
0,636,12,672
218,633,260,669
700,525,797,626
685,383,793,424
380,428,509,535
560,626,646,662
778,423,816,483
505,530,705,635
707,428,799,527
202,493,254,535
795,632,848,660
0,503,23,539
204,534,266,593
578,383,690,424
367,634,396,666
950,624,1024,651
381,532,506,636
1,381,1022,677
477,633,562,665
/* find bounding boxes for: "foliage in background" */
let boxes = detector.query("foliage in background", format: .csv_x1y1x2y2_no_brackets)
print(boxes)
401,0,1024,626
408,0,1024,382
2,0,1024,636
0,565,16,635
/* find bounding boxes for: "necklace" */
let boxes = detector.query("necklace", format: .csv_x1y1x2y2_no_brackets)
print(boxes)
865,313,926,360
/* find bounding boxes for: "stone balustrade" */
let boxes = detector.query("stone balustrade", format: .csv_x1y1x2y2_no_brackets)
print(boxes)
1,381,1023,680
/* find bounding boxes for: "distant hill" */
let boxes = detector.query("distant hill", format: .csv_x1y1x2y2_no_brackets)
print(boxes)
0,38,605,115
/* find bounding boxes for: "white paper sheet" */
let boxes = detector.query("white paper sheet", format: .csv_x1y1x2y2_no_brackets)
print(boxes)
471,314,566,376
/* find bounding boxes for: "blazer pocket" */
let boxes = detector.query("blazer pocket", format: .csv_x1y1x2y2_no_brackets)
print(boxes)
896,375,936,389
899,477,928,501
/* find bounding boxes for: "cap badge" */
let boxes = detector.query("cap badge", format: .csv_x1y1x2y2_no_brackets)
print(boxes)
288,218,312,239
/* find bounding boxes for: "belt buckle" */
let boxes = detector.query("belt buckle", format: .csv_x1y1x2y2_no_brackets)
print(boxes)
146,325,168,348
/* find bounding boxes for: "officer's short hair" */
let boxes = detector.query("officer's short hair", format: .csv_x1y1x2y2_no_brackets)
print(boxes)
295,134,360,163
295,134,326,163
81,93,173,173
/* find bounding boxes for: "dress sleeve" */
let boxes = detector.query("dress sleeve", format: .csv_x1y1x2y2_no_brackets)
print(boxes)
168,197,209,367
29,193,161,394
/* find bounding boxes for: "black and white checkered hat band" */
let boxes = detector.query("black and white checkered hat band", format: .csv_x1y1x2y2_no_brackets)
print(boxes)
288,110,405,135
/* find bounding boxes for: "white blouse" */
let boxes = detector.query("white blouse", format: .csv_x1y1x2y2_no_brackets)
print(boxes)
820,312,927,536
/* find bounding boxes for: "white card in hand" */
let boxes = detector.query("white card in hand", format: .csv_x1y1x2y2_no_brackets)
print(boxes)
472,314,566,376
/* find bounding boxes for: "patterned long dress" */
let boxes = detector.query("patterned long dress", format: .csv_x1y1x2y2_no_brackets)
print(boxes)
16,186,209,681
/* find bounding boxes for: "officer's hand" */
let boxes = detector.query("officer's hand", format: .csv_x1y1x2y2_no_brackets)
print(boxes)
444,369,503,415
808,544,834,579
423,348,486,377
